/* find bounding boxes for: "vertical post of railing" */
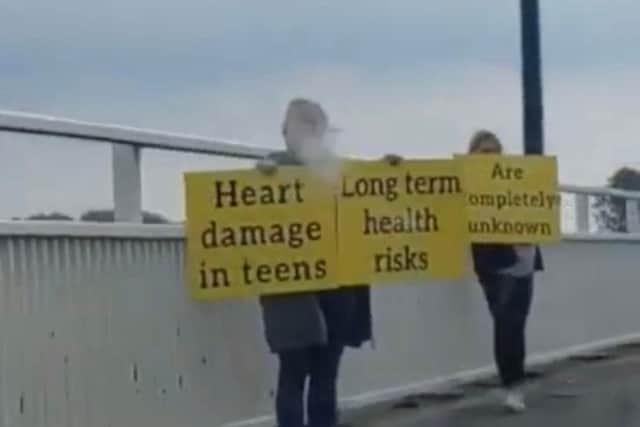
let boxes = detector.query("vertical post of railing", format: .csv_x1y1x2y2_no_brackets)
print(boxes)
575,193,590,233
112,144,143,223
625,199,640,233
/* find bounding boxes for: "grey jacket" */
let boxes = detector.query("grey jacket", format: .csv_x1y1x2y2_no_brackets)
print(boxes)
258,151,372,353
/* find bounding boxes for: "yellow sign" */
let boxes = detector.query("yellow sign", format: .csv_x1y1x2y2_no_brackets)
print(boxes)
456,154,561,243
337,160,468,284
184,167,338,300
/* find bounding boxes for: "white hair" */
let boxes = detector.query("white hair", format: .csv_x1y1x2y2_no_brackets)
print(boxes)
281,98,340,183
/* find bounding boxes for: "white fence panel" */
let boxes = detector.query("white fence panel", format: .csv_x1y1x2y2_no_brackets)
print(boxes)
1,226,640,426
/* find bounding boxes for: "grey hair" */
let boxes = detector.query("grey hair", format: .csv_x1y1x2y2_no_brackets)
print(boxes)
282,98,329,137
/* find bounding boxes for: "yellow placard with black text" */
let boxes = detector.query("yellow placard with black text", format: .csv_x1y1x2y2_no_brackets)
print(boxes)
455,154,561,243
337,160,468,285
184,167,338,300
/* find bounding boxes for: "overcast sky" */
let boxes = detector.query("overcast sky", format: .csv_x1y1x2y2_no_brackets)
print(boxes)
1,1,639,220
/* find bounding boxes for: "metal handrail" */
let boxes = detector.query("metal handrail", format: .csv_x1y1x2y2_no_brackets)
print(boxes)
0,110,271,160
560,184,640,200
3,109,640,227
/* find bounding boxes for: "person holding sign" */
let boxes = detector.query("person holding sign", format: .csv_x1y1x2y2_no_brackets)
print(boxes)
468,130,544,413
256,98,378,427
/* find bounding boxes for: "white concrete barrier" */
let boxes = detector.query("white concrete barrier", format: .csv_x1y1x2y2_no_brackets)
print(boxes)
0,224,639,426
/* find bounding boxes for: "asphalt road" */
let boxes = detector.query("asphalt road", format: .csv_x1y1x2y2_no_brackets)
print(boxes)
348,343,640,427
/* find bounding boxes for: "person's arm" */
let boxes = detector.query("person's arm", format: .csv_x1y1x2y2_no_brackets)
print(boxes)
497,244,536,276
534,245,544,271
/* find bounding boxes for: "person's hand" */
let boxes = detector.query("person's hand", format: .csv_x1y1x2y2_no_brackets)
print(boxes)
255,158,278,175
383,153,403,166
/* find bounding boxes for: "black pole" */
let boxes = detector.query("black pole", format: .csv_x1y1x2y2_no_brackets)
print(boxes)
520,0,544,155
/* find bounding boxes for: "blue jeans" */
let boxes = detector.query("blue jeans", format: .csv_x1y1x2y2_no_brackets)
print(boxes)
276,345,344,427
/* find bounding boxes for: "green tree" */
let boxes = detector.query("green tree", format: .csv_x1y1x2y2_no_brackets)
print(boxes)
80,209,169,224
594,167,640,232
26,212,74,221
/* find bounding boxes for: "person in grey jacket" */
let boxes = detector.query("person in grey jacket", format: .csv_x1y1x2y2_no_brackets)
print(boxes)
256,98,395,427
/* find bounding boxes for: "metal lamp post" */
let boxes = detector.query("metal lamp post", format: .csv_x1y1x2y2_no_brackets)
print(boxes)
520,0,544,155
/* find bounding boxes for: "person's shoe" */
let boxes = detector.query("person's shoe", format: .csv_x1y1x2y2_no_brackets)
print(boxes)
503,388,526,413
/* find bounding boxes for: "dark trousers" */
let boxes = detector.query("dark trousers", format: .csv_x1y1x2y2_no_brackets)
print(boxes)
480,275,533,388
276,345,344,427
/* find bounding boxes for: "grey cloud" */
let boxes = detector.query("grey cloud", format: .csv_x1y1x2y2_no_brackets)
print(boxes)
3,1,638,73
2,1,640,220
2,0,639,104
0,1,520,82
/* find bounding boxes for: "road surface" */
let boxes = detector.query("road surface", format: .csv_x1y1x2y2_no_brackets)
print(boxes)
347,343,640,426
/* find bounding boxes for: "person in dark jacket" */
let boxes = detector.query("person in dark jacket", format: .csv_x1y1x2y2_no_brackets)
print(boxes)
256,98,377,427
467,130,544,413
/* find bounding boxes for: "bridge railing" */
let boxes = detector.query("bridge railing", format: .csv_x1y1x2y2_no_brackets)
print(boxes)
2,109,640,235
562,185,640,235
3,110,640,426
0,110,270,223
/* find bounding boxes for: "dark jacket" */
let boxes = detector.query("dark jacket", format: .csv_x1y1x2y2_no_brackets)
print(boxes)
258,150,373,353
471,243,544,279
